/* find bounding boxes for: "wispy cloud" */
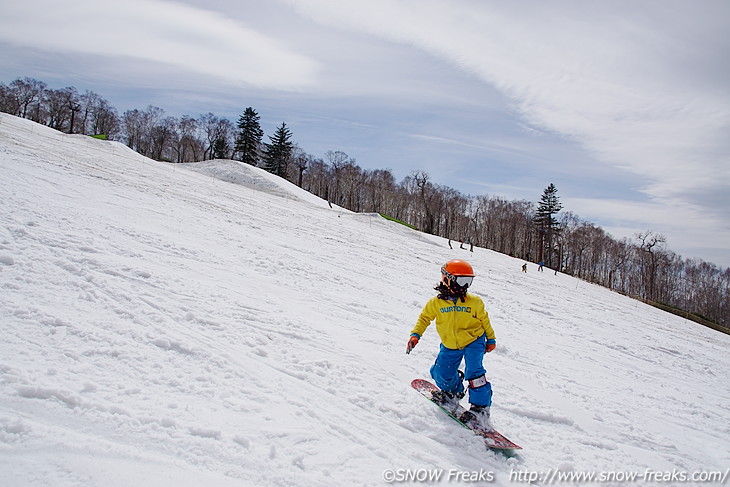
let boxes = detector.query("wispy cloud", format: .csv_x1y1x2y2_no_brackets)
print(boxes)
0,0,319,90
289,0,730,234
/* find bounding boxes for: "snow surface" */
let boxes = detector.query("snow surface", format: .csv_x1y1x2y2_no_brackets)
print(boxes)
180,159,349,212
1,112,729,486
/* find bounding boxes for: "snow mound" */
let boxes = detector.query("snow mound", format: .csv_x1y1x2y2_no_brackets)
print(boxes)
180,159,348,211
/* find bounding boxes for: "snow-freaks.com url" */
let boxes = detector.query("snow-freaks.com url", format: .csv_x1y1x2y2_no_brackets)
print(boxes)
510,468,730,484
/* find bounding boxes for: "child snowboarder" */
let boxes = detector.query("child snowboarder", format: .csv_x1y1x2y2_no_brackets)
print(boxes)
406,259,496,428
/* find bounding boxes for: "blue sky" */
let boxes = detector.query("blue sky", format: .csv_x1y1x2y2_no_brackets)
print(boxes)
1,0,728,267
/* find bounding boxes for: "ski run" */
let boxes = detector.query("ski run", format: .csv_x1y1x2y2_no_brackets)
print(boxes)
1,113,729,486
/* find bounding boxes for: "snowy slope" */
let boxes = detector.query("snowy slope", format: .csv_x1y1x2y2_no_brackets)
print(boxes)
1,113,728,487
181,159,349,211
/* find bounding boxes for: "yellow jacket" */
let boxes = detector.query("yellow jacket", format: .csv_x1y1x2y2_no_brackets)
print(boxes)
411,293,496,350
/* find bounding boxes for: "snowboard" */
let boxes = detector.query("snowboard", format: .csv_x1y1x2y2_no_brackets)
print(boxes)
411,378,522,450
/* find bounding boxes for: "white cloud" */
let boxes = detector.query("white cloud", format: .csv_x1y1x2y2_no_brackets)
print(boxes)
0,0,319,90
288,0,730,228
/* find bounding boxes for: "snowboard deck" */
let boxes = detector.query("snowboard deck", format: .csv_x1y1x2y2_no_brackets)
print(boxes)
411,378,522,450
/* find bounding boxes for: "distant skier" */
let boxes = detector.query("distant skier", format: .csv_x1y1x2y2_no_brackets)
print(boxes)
538,261,545,272
406,259,496,428
522,263,527,273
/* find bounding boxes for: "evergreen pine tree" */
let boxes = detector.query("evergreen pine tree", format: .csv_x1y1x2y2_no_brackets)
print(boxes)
234,107,263,166
535,183,563,230
534,183,563,267
212,137,230,159
263,122,294,177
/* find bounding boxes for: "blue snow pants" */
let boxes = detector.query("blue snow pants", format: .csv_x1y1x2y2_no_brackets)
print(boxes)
430,334,492,407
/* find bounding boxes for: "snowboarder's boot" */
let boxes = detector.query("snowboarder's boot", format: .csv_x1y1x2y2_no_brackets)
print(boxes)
430,389,464,410
459,404,491,430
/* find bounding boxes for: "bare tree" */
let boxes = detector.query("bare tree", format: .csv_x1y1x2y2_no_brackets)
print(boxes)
9,77,47,120
635,231,668,302
0,83,14,114
411,170,437,234
63,87,82,134
291,147,313,188
199,113,234,161
174,115,202,163
150,116,178,161
93,99,120,139
302,157,330,200
44,88,72,131
324,150,352,206
364,168,397,214
340,161,364,211
122,106,164,157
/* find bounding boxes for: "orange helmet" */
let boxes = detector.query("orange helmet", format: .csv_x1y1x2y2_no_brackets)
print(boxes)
441,259,475,288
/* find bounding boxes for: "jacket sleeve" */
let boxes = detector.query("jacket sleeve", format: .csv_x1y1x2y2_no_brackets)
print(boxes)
476,298,496,343
410,298,437,338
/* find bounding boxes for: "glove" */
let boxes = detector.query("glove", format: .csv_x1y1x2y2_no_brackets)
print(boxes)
406,334,419,354
485,339,496,353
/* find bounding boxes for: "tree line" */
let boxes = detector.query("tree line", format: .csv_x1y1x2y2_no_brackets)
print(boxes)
2,76,727,329
0,77,295,169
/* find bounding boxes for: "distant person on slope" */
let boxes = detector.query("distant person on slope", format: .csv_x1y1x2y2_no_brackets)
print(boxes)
406,259,496,429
